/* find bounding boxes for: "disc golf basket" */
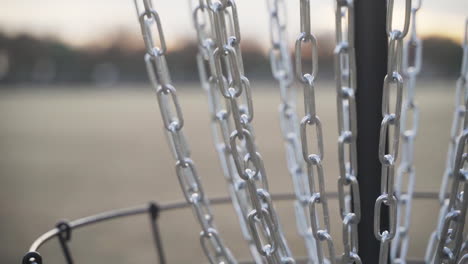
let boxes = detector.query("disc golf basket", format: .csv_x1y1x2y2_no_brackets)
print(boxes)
22,0,468,264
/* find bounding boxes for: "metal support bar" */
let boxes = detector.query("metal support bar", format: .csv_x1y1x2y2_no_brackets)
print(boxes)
56,221,73,264
149,202,166,264
354,0,389,263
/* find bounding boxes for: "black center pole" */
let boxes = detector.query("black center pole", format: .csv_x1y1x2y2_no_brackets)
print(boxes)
354,0,389,263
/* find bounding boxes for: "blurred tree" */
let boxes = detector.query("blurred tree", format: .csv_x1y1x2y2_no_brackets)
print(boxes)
422,37,462,78
0,31,463,87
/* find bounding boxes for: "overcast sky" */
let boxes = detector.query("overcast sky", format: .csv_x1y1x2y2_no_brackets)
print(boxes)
1,0,467,48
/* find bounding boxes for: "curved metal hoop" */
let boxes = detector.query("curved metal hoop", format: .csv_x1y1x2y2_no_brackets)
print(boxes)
23,192,439,264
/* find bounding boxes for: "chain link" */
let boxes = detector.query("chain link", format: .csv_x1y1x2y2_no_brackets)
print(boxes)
386,0,412,41
294,1,337,263
426,18,468,264
458,254,468,264
390,1,422,263
333,1,361,263
135,1,237,263
374,1,413,263
192,1,294,263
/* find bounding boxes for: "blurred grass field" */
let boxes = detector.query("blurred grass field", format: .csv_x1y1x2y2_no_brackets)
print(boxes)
0,80,458,263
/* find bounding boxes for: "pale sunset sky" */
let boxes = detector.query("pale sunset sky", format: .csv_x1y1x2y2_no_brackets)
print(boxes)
0,0,467,48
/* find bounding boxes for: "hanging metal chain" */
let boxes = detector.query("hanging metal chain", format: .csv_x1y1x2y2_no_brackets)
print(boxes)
134,1,237,263
193,1,295,263
374,1,412,263
390,1,422,263
433,130,468,264
333,1,361,263
294,1,337,263
213,1,294,262
436,18,468,228
426,18,468,264
192,0,263,262
266,0,320,263
458,235,468,264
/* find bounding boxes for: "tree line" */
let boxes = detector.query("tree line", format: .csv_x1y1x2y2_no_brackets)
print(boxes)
0,31,463,86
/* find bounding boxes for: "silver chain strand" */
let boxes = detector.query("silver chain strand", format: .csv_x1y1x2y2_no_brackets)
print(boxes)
295,1,337,263
333,0,361,263
434,131,468,264
134,1,237,263
426,18,468,264
374,1,412,264
266,0,321,263
212,1,294,262
193,1,295,263
391,1,422,263
459,235,468,264
192,0,263,262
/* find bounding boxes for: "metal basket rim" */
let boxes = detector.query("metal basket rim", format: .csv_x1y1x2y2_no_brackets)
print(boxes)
24,191,439,263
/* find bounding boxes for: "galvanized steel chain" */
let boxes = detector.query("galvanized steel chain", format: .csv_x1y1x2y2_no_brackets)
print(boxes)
134,1,237,263
132,1,468,263
390,1,422,263
193,1,295,263
426,18,468,264
295,1,337,263
266,0,320,263
333,0,361,263
433,131,468,264
191,0,263,262
213,1,294,262
374,1,412,263
459,236,468,264
436,17,468,232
